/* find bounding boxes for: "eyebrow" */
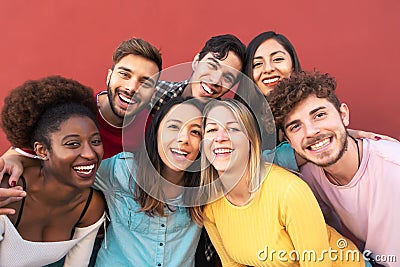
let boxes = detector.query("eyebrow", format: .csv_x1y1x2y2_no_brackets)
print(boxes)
205,121,239,126
117,66,156,86
61,132,100,141
207,57,221,67
284,106,327,130
253,50,287,60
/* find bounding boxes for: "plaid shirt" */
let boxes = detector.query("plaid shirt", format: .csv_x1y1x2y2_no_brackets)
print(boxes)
151,79,189,115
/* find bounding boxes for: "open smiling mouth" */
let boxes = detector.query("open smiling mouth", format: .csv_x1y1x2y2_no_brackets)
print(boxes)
307,137,331,151
262,76,280,86
201,82,217,95
213,148,233,155
119,93,138,105
73,164,96,175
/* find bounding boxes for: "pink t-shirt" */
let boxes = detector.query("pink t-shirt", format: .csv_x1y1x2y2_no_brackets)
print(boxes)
300,139,400,266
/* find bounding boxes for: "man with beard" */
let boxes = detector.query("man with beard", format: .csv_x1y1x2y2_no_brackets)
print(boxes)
268,71,400,267
97,37,162,158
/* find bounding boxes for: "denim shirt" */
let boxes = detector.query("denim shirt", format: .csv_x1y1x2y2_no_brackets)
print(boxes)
94,152,201,267
262,141,299,172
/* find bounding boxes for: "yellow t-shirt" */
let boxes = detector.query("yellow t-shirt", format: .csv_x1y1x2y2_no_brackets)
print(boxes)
203,165,364,267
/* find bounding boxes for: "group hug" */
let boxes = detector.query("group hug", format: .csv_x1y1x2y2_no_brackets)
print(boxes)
0,31,399,267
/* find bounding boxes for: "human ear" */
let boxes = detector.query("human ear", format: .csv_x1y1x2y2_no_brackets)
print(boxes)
34,142,49,161
191,53,200,71
106,69,113,85
339,103,350,127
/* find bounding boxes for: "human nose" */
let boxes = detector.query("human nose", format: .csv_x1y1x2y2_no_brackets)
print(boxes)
210,70,223,86
263,60,275,73
81,143,97,159
215,128,229,142
304,122,320,137
177,129,189,144
125,78,139,94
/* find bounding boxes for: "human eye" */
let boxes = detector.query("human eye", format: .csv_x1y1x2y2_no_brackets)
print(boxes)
223,74,235,86
205,127,217,133
288,123,301,133
91,138,102,146
272,56,285,63
167,123,180,130
64,140,80,148
119,71,130,79
314,112,327,120
191,128,202,137
141,79,154,89
252,61,263,68
227,127,240,132
207,62,218,70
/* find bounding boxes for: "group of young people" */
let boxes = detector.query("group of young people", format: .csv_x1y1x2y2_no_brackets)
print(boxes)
0,31,398,267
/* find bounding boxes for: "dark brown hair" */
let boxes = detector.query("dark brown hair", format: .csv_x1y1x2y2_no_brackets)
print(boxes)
1,76,97,148
268,71,341,133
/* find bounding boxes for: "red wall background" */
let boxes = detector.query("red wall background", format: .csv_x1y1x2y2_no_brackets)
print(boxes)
1,0,399,153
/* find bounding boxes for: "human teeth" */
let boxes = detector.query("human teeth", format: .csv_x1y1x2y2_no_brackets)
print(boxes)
310,138,330,150
263,77,279,84
171,149,188,155
202,83,214,94
74,164,95,174
119,94,132,103
214,148,233,154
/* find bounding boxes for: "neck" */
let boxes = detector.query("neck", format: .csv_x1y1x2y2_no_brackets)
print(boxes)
27,166,84,205
181,83,192,98
223,166,253,206
324,137,362,186
98,93,123,127
160,167,185,199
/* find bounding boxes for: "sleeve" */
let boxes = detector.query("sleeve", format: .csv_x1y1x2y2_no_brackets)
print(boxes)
203,205,245,267
281,179,332,267
263,141,299,172
63,212,106,267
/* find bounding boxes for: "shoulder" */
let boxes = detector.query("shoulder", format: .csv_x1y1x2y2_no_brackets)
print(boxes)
262,164,314,198
78,188,105,227
366,139,400,165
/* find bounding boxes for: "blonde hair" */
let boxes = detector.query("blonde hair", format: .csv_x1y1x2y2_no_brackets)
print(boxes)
200,99,264,198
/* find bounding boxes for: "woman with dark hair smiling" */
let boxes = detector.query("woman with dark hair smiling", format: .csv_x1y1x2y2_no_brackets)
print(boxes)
94,97,204,266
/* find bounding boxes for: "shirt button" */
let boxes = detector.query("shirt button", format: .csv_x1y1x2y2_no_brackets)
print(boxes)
161,224,165,227
159,243,163,246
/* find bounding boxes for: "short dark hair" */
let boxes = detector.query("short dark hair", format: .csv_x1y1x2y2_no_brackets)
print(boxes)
198,34,246,67
33,103,98,151
1,76,97,148
268,71,341,133
112,37,162,72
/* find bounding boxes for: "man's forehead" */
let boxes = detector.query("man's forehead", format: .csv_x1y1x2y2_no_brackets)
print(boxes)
203,52,241,68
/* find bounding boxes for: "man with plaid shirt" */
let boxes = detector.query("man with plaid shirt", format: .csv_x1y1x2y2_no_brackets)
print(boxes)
151,34,245,116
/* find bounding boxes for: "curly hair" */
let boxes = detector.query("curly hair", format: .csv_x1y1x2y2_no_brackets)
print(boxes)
1,75,97,148
268,71,341,133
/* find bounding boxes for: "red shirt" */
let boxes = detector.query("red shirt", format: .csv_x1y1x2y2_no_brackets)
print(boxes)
96,91,149,159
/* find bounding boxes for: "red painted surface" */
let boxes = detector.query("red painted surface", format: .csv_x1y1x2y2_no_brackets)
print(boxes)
1,0,399,153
